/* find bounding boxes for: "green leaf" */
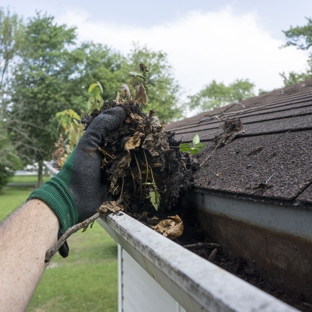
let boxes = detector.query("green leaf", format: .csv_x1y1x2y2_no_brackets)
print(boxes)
88,83,99,93
194,142,205,149
179,143,191,152
97,81,104,93
93,95,101,103
149,190,161,210
88,82,98,93
190,148,199,155
88,97,101,113
193,134,200,145
66,109,81,121
129,71,145,79
90,87,101,98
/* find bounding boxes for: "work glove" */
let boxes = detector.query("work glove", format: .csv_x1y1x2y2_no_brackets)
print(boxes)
28,107,125,257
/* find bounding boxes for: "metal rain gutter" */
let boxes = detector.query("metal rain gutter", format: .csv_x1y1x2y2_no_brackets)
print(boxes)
44,161,59,176
192,190,312,304
44,160,300,311
98,213,298,312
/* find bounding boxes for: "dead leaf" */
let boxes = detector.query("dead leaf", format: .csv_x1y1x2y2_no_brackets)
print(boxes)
121,84,132,101
125,117,133,124
124,131,145,151
98,201,124,214
130,113,144,123
108,152,132,194
142,132,170,156
101,157,108,168
214,118,244,147
115,92,123,104
108,174,118,194
116,152,131,174
151,215,184,240
134,84,148,105
141,211,148,218
149,115,162,132
139,62,148,72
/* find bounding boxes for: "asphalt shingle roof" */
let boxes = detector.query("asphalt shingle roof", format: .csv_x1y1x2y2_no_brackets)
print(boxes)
166,78,312,207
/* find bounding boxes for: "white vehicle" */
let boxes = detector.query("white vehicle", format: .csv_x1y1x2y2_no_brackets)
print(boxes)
24,162,39,172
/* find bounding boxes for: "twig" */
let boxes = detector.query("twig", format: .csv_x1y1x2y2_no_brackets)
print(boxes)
45,212,100,263
45,201,124,263
217,104,227,119
118,177,124,203
130,169,137,194
98,147,116,159
207,248,218,262
200,142,221,167
303,302,312,308
266,173,275,184
183,242,220,249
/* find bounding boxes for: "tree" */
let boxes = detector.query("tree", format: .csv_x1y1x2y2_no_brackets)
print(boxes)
0,7,24,120
187,79,255,112
58,43,183,123
8,12,79,186
68,42,127,104
283,18,312,51
125,44,183,122
0,8,24,189
280,70,311,86
0,121,22,190
281,18,312,86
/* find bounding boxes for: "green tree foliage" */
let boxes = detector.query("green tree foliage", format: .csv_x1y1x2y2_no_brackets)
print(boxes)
126,44,183,122
281,18,312,86
280,70,311,86
0,121,21,190
283,18,312,51
8,12,79,186
68,42,126,104
187,79,255,112
0,7,24,119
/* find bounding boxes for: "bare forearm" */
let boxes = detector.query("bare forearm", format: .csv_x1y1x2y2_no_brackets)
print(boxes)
0,199,59,311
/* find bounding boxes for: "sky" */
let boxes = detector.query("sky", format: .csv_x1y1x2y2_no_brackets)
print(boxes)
2,0,312,100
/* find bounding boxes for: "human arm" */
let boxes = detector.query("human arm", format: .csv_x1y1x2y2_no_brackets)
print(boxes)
0,199,59,311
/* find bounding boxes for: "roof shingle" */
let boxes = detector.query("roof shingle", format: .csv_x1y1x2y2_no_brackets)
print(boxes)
166,78,312,206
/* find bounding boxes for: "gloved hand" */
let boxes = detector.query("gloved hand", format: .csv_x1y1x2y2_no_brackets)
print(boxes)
28,107,125,257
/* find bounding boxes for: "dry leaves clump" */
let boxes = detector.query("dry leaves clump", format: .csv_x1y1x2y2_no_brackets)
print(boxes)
83,101,199,215
152,215,184,240
98,201,124,214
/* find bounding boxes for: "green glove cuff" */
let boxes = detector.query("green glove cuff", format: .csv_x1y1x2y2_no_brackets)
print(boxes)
28,150,79,233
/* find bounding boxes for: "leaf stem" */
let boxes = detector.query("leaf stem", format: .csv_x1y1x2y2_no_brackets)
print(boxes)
143,149,149,196
133,152,142,200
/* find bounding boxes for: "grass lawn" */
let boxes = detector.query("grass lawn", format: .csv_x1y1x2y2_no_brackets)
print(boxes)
0,175,118,312
9,174,50,184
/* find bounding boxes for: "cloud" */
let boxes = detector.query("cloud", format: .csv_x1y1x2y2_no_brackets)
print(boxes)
57,7,309,96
